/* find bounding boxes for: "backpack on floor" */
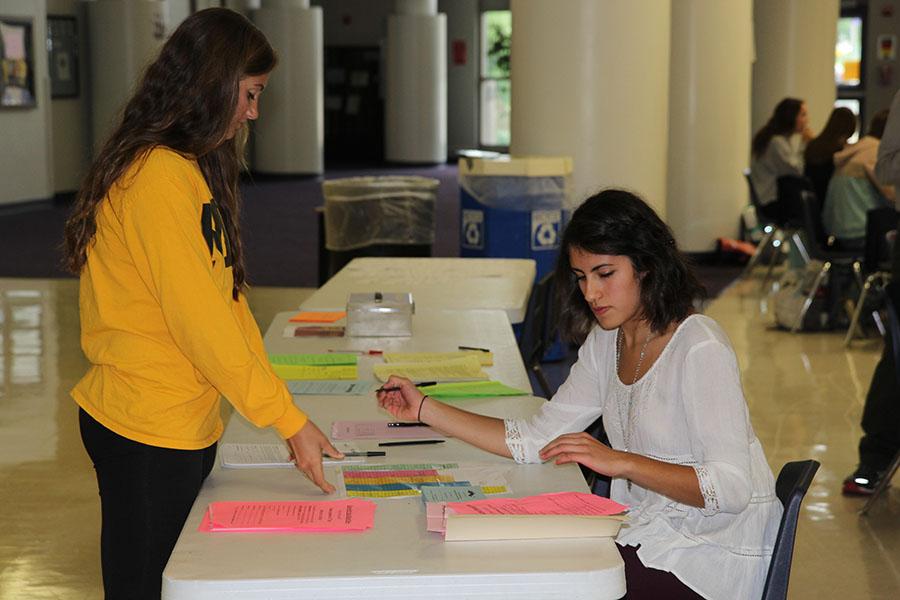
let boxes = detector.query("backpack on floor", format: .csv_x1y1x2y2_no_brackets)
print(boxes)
773,261,833,331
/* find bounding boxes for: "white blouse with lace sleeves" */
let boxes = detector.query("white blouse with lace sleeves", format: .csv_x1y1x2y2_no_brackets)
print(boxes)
504,326,610,463
682,339,754,515
504,315,782,600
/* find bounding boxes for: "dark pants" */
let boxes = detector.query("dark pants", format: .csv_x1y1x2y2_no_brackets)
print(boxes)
858,243,900,471
619,544,704,599
79,408,217,600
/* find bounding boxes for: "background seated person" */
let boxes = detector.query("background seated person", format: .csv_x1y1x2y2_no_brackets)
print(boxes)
379,190,782,600
750,97,812,223
823,109,895,250
804,107,857,205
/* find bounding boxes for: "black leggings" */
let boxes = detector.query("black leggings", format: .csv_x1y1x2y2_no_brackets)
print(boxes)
79,408,217,600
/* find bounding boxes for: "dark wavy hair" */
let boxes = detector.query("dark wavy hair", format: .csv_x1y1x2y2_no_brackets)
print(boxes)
804,107,856,165
752,97,804,158
63,8,276,299
554,189,707,343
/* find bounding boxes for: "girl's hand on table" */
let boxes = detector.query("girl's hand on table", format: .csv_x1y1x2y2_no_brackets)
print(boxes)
286,420,342,494
539,432,629,478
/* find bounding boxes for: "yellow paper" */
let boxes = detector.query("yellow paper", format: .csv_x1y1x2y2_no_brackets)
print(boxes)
383,351,493,367
272,364,358,380
372,355,487,382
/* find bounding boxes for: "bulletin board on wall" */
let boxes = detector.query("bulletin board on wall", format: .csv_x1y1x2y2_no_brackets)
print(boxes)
48,15,78,99
0,17,36,108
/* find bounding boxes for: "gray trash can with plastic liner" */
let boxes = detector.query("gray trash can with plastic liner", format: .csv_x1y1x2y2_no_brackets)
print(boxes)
321,176,438,280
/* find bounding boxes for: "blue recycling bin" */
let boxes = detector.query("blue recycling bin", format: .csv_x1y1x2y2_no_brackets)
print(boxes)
458,156,573,359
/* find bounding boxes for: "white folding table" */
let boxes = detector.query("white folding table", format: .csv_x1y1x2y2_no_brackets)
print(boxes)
161,306,625,599
302,257,537,324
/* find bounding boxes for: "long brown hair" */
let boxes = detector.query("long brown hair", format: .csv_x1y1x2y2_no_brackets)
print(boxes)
751,97,803,158
63,8,276,299
804,107,856,165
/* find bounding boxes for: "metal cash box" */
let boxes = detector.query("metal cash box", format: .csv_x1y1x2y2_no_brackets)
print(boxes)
345,292,414,337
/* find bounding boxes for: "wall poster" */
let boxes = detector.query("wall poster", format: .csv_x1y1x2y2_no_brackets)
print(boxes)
0,17,36,108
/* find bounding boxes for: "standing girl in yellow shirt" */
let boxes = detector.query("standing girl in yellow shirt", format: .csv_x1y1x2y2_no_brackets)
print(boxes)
63,9,339,599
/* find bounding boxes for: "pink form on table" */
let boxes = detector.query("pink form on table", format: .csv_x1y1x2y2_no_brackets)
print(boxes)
198,499,376,532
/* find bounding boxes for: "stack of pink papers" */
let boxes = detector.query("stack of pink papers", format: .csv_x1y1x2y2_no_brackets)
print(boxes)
198,499,376,533
426,492,629,540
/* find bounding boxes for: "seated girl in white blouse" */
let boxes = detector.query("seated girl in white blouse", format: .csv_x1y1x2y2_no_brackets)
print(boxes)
377,189,782,600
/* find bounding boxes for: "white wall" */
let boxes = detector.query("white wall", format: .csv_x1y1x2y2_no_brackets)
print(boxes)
312,0,390,47
0,0,53,205
47,0,90,194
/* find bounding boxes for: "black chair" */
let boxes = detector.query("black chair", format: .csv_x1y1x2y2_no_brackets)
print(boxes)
844,207,898,346
788,189,862,332
761,459,820,600
741,169,789,283
860,284,900,516
518,272,557,398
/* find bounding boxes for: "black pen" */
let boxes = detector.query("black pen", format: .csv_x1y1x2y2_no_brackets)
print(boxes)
377,440,445,447
387,422,429,427
376,381,438,393
458,345,490,353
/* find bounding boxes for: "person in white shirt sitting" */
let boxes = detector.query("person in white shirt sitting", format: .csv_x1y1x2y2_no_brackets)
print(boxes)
378,189,783,600
750,97,813,224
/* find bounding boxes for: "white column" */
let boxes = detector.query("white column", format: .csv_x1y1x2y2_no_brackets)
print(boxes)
752,0,839,133
87,0,167,152
510,0,671,216
667,0,754,251
385,0,447,163
252,0,323,174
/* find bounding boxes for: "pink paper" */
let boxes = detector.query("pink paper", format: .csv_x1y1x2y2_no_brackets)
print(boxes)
198,499,376,533
425,502,446,532
331,420,446,440
446,492,628,517
344,469,439,478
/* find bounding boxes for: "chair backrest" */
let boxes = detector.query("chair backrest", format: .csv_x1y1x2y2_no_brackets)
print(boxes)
518,272,556,369
863,206,899,275
796,188,830,258
743,168,764,212
761,459,820,600
776,174,814,229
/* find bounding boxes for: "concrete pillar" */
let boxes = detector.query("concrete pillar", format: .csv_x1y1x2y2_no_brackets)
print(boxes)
87,0,167,152
385,0,447,163
252,0,324,174
667,0,754,251
752,0,839,134
509,0,671,216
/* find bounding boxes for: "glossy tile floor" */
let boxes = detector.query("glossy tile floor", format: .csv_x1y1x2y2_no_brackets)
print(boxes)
0,275,897,599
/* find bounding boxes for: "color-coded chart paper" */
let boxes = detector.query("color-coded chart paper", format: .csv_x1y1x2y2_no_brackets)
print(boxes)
198,498,376,533
341,463,509,499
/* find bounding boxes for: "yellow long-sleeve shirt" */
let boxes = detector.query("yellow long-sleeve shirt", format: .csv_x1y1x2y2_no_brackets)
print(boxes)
72,147,307,450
